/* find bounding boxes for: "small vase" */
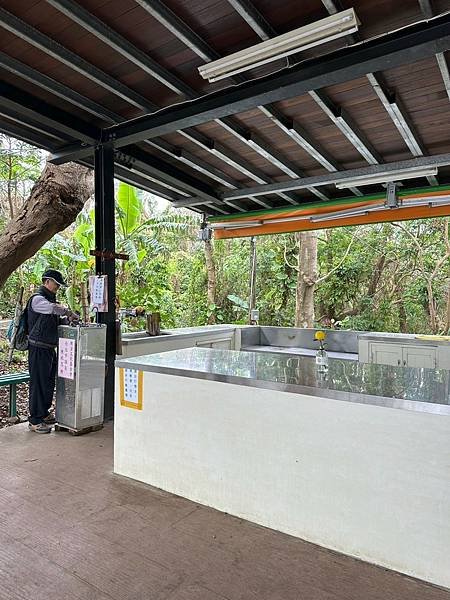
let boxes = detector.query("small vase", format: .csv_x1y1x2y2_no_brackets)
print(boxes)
315,348,329,372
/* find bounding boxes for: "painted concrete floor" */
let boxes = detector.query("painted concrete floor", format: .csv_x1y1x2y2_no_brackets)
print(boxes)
0,422,448,600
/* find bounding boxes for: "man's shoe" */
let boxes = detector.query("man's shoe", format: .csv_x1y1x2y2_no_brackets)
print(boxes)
43,413,56,424
28,422,52,434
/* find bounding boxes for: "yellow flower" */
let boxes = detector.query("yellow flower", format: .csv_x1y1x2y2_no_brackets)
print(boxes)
315,330,326,341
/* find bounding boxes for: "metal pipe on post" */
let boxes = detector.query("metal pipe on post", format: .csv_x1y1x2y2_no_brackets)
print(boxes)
249,236,257,324
94,144,116,420
80,282,89,323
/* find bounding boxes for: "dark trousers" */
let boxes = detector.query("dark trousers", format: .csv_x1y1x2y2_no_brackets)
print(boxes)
28,345,56,424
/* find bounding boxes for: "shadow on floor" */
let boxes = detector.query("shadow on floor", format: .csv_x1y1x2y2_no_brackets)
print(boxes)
0,422,448,600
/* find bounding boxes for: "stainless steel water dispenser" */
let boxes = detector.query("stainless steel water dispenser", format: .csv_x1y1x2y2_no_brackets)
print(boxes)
56,324,107,433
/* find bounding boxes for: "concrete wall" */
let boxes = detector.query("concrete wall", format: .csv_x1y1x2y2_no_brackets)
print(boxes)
120,329,239,358
120,326,360,359
115,372,450,589
257,327,360,352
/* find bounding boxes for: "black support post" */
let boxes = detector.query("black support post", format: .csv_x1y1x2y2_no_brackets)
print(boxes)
94,144,116,420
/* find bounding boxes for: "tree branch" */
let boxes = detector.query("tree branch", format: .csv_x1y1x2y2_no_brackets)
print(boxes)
0,162,94,288
316,235,355,284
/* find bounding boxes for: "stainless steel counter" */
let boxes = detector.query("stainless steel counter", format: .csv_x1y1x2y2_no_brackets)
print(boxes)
242,344,358,361
358,332,450,346
122,324,238,346
116,348,450,415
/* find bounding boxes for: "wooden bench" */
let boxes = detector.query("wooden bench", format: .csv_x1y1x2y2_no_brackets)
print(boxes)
0,372,30,418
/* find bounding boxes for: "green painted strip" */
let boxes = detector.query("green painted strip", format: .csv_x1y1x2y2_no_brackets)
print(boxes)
210,184,450,222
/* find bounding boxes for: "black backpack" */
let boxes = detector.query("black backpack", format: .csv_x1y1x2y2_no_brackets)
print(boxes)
7,295,39,351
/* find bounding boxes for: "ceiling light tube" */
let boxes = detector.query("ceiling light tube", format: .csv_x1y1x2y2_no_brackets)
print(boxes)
310,203,385,222
335,167,438,189
311,207,388,223
312,195,450,223
265,215,311,225
198,9,359,82
210,220,263,230
401,195,450,208
430,199,450,207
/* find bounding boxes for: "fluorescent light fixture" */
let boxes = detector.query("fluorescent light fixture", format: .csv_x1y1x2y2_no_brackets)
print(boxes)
335,167,438,189
398,195,450,209
210,220,263,230
265,215,311,225
311,194,450,223
310,203,385,223
211,214,313,230
429,199,450,208
198,9,360,82
211,193,450,231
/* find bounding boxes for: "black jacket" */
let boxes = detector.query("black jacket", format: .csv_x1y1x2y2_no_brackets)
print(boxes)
27,286,60,348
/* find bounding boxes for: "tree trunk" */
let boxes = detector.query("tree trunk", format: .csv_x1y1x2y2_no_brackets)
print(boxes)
0,162,94,289
7,154,14,220
445,280,450,334
427,280,438,334
295,231,318,328
367,255,386,298
398,301,407,333
204,239,217,324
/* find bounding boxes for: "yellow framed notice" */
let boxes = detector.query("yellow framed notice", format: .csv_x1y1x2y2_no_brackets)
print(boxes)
119,368,143,410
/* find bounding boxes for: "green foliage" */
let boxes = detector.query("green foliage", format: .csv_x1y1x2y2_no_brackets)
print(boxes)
0,135,44,220
2,135,450,335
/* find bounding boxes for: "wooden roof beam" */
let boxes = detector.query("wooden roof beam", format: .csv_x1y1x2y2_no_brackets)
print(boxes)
0,121,60,151
45,0,194,97
0,35,259,201
308,90,381,165
321,0,438,187
179,128,299,207
229,0,364,172
44,0,300,203
226,0,276,41
0,81,222,201
258,104,363,197
138,0,335,202
0,51,118,124
436,52,450,101
418,0,434,19
133,0,221,63
0,47,258,203
0,80,98,144
416,0,450,104
0,6,155,111
222,153,450,200
320,0,348,15
216,117,329,201
366,72,438,185
104,10,450,150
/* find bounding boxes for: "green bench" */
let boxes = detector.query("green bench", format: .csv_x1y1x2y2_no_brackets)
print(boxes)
0,372,30,418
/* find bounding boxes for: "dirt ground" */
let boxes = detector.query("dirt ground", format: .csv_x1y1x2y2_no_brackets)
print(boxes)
0,343,29,428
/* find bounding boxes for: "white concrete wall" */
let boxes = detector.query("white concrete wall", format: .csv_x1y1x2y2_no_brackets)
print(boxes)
114,372,450,589
120,329,239,358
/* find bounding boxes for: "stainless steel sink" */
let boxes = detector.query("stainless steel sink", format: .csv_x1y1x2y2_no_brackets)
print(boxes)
122,330,172,339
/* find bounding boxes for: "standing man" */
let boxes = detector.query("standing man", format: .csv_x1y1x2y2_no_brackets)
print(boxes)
27,269,79,434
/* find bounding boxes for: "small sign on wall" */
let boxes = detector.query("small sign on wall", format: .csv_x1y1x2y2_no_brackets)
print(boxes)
58,337,76,380
89,275,108,313
119,368,143,410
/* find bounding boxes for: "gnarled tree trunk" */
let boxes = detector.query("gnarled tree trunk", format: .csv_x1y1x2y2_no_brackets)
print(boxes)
295,231,318,328
204,239,217,324
0,162,94,288
445,281,450,334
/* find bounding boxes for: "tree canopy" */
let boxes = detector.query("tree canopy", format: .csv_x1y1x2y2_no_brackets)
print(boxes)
1,135,450,335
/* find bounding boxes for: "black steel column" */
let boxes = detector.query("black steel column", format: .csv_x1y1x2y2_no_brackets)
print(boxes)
94,144,116,420
249,236,257,325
